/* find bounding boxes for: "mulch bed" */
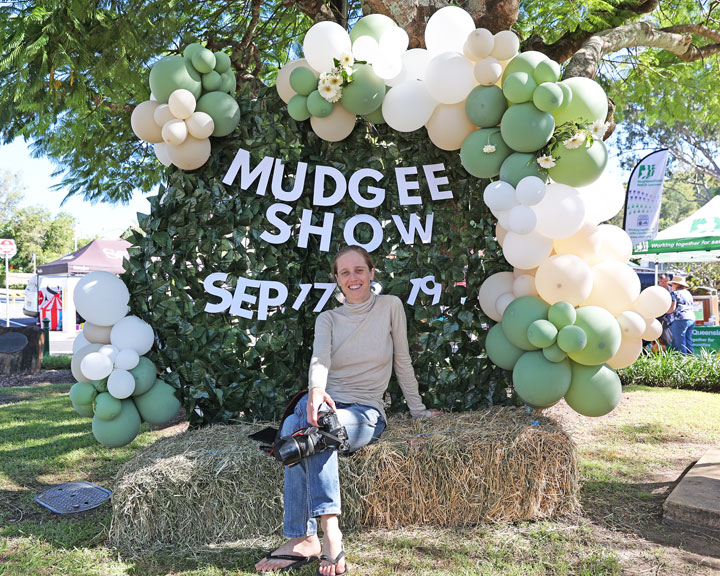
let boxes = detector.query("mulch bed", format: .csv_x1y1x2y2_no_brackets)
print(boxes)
0,369,73,388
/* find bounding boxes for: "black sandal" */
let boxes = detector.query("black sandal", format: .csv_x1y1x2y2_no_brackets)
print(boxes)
316,546,348,576
260,552,319,573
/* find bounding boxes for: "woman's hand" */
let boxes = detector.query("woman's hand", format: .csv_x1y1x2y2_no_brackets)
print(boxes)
425,409,443,418
306,387,337,426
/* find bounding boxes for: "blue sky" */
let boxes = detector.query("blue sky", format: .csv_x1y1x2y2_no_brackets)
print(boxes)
0,138,151,239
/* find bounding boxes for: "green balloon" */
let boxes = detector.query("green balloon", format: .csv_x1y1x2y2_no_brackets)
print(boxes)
340,64,385,115
149,55,203,103
465,85,507,128
202,70,222,92
133,379,182,425
72,402,94,418
513,351,571,408
460,128,512,179
555,82,573,114
214,52,231,74
196,91,241,136
543,343,567,363
565,362,621,417
288,94,311,121
70,381,97,406
307,90,334,118
92,378,108,393
533,60,561,84
503,72,537,104
183,43,204,61
527,319,558,348
363,104,385,124
500,102,555,153
486,323,525,370
501,296,550,351
552,76,608,125
92,400,141,448
289,66,318,96
532,82,564,112
191,47,216,74
130,357,157,397
557,325,588,354
220,69,236,94
502,51,548,82
350,14,396,43
499,153,546,187
93,392,122,421
548,302,576,330
549,140,608,187
568,306,622,366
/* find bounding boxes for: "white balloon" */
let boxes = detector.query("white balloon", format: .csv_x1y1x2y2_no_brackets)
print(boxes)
465,28,494,60
502,230,555,270
491,30,520,60
80,352,114,381
382,80,437,132
483,180,517,213
74,271,130,327
425,6,476,55
386,49,432,87
425,52,475,104
577,172,626,224
276,58,317,104
303,21,352,73
310,102,356,142
154,143,172,167
474,57,503,86
83,322,112,344
167,136,211,170
507,205,537,234
110,315,155,356
532,183,586,239
616,310,647,340
496,210,510,231
107,369,136,400
168,89,196,119
153,104,175,127
379,27,409,54
513,274,538,297
372,53,403,80
495,292,516,316
72,332,91,354
115,348,140,371
478,271,515,322
99,344,119,363
71,343,103,383
131,101,163,143
515,176,546,206
162,119,188,146
352,36,379,63
185,111,215,139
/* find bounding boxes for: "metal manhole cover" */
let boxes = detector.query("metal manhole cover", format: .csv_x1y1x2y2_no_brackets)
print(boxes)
35,481,112,514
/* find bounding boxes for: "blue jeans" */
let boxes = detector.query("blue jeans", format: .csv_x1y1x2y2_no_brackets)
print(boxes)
280,394,386,538
670,318,695,354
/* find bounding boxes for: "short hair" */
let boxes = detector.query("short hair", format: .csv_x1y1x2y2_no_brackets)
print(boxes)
659,273,670,280
332,245,374,277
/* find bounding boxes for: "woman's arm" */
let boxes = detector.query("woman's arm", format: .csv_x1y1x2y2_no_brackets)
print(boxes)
307,313,336,425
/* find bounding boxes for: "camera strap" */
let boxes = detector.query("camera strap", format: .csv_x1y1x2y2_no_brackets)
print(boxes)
247,389,308,452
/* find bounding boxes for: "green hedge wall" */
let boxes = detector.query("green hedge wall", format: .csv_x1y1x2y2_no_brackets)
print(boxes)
124,86,512,425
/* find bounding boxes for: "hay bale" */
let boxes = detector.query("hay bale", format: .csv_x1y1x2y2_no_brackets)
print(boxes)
109,408,578,555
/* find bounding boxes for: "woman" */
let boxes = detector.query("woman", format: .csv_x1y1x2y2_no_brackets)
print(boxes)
667,275,695,354
255,246,440,576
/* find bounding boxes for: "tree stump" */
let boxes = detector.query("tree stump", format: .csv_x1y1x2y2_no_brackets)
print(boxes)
0,326,44,375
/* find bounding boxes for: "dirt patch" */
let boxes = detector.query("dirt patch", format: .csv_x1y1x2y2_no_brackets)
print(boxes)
0,369,73,389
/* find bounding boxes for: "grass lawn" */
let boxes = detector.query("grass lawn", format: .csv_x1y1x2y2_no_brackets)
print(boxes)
1,381,719,575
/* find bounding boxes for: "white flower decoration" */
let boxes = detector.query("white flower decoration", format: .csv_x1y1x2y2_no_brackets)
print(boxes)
339,52,354,68
563,132,586,149
327,73,342,87
483,145,496,154
537,155,556,169
591,120,610,139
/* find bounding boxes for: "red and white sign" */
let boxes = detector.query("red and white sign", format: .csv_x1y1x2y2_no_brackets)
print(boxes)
0,239,17,258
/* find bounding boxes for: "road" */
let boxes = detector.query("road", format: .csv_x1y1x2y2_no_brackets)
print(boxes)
0,295,75,355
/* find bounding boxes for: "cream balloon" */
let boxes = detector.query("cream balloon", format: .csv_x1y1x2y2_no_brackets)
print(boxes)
74,271,129,327
490,30,520,60
507,205,537,234
607,337,643,370
71,343,103,383
616,310,646,340
553,222,603,261
276,59,317,104
642,318,663,341
154,143,172,167
424,6,476,55
502,230,554,270
514,266,537,278
583,261,642,316
167,136,211,170
513,274,538,297
465,28,494,60
535,254,593,306
474,57,503,86
633,286,672,319
382,80,437,132
425,51,475,104
532,183,585,240
130,101,163,143
107,369,136,400
162,119,188,146
72,332,90,354
478,271,515,322
185,111,215,139
425,102,475,151
83,321,112,344
168,89,196,119
577,171,626,224
582,224,633,266
303,21,352,73
496,222,508,246
495,292,516,317
310,103,356,142
153,104,175,127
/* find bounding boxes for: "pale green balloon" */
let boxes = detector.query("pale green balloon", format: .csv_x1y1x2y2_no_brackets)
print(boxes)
307,90,334,118
349,14,396,43
149,55,203,103
513,351,571,408
192,47,216,74
565,362,621,417
532,82,564,112
460,128,512,179
499,153,546,187
92,399,141,448
502,51,548,82
196,91,241,136
465,85,507,128
543,343,567,363
220,69,236,94
93,392,122,421
533,59,561,84
527,319,558,348
213,52,231,73
552,76,608,125
72,402,94,418
340,64,385,115
183,43,204,61
486,323,525,370
288,94,311,121
130,357,157,397
133,379,181,425
289,66,318,96
567,305,622,366
503,72,537,104
202,70,222,92
69,381,97,406
363,104,385,124
500,102,555,153
557,325,588,354
501,295,550,351
548,301,576,329
548,140,608,187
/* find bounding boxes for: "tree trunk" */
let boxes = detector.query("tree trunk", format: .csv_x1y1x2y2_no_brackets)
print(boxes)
0,326,44,375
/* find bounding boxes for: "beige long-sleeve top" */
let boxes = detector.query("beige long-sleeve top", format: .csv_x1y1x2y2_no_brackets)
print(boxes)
308,293,429,422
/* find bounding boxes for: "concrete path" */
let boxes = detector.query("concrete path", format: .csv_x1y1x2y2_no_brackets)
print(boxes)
664,447,720,534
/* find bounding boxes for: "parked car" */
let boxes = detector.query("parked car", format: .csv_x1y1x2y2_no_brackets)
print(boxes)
23,275,38,318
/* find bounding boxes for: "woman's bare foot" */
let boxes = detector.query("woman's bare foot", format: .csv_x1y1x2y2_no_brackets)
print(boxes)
254,535,321,573
318,515,346,576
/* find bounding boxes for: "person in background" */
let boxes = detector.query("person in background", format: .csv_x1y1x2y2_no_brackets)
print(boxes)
667,275,695,354
658,273,673,349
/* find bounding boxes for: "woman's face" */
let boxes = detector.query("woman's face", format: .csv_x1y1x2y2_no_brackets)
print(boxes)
335,251,374,304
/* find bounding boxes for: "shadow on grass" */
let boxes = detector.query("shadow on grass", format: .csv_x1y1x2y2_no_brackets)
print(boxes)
126,546,276,576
